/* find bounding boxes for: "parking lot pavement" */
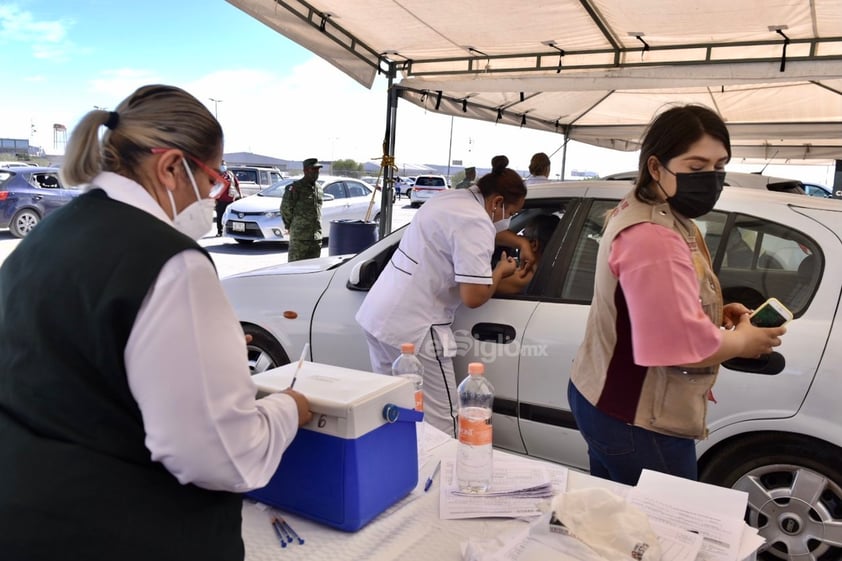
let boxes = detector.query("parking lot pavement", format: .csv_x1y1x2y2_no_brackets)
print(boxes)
0,200,418,279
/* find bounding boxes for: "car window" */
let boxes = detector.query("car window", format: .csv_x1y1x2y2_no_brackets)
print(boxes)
346,181,369,198
259,171,269,185
324,182,347,199
32,173,62,189
259,178,296,197
234,169,258,183
489,199,576,300
698,212,822,317
269,171,283,183
416,177,445,187
559,199,614,302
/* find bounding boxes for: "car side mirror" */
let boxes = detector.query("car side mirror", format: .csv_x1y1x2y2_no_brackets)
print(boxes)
323,194,335,201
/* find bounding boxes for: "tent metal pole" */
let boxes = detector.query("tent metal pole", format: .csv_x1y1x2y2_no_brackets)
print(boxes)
380,62,399,239
560,134,568,181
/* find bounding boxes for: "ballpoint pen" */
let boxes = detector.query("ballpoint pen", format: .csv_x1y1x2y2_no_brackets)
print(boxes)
424,460,441,492
289,343,309,389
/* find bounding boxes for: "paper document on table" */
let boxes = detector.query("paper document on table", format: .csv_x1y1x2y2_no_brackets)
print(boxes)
628,469,752,561
441,455,568,520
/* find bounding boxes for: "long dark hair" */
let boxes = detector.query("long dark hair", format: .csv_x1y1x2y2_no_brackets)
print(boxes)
476,155,527,204
634,105,731,203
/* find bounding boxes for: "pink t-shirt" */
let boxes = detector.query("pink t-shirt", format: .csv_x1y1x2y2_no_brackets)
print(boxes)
609,222,722,367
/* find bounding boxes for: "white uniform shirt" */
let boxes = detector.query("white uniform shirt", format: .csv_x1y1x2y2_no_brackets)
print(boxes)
356,186,495,351
91,172,299,492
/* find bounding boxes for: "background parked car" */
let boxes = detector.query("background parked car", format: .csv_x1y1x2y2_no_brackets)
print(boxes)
0,166,81,238
222,175,381,244
223,181,842,560
228,165,286,197
408,174,448,207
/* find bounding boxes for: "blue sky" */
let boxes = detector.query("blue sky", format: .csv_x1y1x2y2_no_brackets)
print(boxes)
1,1,834,183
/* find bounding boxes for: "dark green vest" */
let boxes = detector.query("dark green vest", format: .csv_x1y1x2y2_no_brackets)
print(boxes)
0,189,244,560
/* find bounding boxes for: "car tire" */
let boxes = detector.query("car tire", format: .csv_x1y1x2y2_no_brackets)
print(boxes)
699,432,842,561
410,202,420,209
10,209,40,238
243,324,290,375
235,238,254,245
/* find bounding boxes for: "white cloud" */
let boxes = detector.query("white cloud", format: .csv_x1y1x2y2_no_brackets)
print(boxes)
0,5,75,61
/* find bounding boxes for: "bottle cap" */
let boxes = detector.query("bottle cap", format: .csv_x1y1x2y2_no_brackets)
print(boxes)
401,343,415,353
468,362,484,375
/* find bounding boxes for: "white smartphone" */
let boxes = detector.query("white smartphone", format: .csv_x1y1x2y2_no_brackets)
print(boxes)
749,297,793,328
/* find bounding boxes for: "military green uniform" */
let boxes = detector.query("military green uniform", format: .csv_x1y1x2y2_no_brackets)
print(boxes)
281,176,323,261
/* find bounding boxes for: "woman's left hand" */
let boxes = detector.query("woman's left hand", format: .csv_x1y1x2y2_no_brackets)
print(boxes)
722,302,751,329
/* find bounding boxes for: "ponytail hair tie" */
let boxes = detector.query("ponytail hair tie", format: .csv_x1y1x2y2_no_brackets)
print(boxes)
104,111,120,130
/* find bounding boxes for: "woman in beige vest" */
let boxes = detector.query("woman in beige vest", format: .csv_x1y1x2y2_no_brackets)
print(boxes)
568,105,786,485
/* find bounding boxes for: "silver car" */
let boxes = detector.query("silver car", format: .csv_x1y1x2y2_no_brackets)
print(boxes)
221,175,382,244
223,181,842,560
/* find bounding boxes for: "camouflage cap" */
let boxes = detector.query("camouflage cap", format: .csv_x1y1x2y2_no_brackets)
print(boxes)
302,158,323,169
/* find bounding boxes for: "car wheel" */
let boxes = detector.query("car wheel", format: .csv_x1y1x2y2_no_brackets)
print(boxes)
10,209,40,238
243,325,290,375
235,238,254,245
700,433,842,560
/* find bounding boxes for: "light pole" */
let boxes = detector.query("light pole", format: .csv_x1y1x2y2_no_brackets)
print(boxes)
209,98,223,119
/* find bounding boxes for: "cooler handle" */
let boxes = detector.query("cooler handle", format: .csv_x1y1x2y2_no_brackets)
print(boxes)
382,403,424,423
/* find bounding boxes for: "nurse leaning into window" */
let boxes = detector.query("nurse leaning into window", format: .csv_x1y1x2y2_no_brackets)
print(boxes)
356,155,530,437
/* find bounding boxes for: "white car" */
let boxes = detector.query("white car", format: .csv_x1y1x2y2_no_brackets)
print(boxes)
221,175,381,244
409,174,448,207
223,181,842,559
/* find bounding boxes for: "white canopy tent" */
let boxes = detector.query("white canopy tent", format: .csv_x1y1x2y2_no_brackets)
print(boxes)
226,0,842,232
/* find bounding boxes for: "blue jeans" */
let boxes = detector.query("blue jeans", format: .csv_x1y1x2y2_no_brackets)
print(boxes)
567,380,698,485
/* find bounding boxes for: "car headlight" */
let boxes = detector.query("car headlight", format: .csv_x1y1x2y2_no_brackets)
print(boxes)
264,210,282,218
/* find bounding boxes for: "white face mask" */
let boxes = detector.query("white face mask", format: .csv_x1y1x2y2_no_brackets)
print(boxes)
493,203,511,233
167,158,215,240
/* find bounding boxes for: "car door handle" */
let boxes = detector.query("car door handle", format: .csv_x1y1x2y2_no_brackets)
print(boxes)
722,352,785,375
471,322,516,344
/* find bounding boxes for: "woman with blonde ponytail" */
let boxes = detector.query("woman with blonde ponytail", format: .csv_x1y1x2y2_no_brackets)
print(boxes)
0,84,311,561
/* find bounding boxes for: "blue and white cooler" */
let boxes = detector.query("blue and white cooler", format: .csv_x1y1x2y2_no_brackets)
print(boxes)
248,361,422,531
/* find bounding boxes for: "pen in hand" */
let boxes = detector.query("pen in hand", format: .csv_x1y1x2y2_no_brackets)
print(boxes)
289,343,309,389
424,460,442,492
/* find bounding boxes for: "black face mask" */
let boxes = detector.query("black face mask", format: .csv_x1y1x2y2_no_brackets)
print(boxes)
658,169,726,218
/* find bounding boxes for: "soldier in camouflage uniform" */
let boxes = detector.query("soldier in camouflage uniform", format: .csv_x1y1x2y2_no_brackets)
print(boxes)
281,158,323,261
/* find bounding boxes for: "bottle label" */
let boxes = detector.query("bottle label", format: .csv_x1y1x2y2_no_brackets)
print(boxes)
414,390,423,412
458,416,492,446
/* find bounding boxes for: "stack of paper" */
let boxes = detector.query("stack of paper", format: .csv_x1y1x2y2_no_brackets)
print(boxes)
440,454,568,520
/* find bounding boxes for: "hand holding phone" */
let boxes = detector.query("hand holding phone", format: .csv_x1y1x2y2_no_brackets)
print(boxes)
749,297,793,328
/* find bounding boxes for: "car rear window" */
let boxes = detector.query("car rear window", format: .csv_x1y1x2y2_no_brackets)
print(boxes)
416,177,445,187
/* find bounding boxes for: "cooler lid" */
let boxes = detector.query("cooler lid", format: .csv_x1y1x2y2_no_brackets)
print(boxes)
253,361,414,437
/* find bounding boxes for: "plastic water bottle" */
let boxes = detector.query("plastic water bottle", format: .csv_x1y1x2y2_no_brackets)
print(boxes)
456,362,494,493
391,343,424,412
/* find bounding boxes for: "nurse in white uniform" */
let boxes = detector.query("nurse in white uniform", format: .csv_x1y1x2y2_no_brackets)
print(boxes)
356,155,529,436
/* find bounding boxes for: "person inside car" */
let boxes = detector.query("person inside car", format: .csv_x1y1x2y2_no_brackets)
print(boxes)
0,84,311,561
495,214,560,295
568,104,787,486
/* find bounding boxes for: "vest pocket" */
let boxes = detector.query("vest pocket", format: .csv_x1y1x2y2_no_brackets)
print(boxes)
649,368,716,439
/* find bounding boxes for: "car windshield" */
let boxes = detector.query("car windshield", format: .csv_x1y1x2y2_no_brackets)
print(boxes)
258,178,297,197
